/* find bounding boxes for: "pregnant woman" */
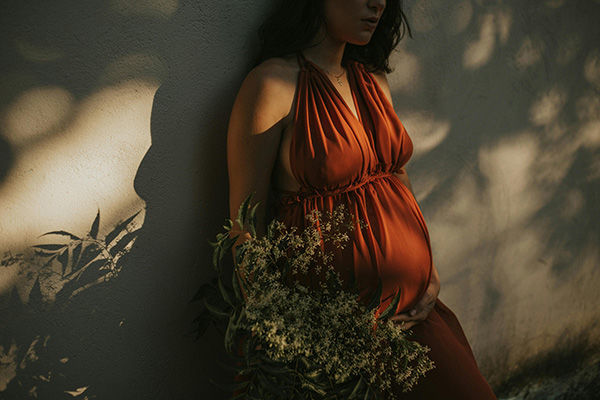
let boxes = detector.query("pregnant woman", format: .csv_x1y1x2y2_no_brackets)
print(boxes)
227,0,498,398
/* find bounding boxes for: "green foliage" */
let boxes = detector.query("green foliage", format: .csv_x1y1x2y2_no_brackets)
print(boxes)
192,194,435,399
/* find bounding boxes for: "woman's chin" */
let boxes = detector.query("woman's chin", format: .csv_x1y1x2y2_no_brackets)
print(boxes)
348,33,375,46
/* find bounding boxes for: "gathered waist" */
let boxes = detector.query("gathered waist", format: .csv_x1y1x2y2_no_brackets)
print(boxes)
274,170,397,207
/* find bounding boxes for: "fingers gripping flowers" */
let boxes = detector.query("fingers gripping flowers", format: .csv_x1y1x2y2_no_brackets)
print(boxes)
192,193,435,399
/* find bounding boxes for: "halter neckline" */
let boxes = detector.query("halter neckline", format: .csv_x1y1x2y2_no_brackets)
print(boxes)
296,51,351,72
296,51,362,125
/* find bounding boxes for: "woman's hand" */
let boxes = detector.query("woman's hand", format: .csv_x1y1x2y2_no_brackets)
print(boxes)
390,263,440,330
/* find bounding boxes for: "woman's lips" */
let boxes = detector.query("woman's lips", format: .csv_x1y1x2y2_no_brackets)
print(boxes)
362,19,378,29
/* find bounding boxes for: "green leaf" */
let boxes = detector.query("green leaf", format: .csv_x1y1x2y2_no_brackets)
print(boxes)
348,375,364,399
39,230,81,240
231,261,242,300
257,360,290,377
363,385,371,400
217,275,233,307
234,246,248,271
247,201,260,237
224,314,237,353
223,218,234,231
203,297,230,319
223,234,239,252
212,243,221,270
254,370,286,397
300,377,327,396
190,282,216,303
365,278,382,312
89,209,100,239
191,309,212,339
235,192,255,232
304,368,322,380
105,209,141,245
377,287,402,321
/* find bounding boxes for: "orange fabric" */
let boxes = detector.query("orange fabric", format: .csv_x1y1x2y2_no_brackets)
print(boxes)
275,52,431,317
231,52,497,399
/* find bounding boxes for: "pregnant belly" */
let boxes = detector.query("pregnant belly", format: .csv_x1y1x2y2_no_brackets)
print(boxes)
355,177,432,312
274,175,433,315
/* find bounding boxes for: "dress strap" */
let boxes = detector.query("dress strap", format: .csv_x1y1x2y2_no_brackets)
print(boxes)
296,51,308,70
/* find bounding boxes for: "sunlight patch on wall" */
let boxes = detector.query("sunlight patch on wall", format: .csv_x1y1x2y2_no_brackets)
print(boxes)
583,49,600,89
463,13,496,69
445,0,473,35
1,86,74,148
0,341,17,391
574,91,600,150
110,0,178,19
577,120,600,149
401,110,450,157
428,170,492,271
388,50,421,94
529,87,567,126
487,221,600,366
515,228,598,334
513,36,544,70
537,124,579,187
14,38,64,63
0,80,156,251
575,91,600,121
491,222,548,295
545,0,566,8
478,132,540,229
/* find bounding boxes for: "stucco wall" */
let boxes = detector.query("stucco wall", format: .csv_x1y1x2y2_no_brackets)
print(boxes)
0,0,598,399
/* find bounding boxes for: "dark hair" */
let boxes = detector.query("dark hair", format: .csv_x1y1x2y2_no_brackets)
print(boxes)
254,0,412,74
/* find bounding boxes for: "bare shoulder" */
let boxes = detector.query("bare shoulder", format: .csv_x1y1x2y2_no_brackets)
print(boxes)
232,55,299,134
229,56,297,136
371,69,394,107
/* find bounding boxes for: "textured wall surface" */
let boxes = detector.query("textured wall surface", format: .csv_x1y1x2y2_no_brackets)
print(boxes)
0,0,598,399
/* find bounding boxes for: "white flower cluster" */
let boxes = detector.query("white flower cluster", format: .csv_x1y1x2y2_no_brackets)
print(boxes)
235,203,434,398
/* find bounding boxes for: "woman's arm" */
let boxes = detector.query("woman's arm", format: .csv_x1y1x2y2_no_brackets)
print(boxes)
227,61,289,263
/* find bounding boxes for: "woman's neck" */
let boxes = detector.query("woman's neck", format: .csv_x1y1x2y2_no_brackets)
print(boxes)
302,34,347,74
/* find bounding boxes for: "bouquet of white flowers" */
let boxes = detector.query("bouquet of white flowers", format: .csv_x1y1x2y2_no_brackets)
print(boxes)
192,193,435,399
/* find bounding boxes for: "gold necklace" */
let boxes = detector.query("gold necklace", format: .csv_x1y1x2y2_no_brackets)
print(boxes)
324,68,345,86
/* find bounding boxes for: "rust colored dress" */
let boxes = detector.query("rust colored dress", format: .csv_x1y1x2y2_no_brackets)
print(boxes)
232,52,497,399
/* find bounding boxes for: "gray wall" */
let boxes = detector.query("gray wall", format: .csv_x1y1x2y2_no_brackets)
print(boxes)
0,0,598,398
